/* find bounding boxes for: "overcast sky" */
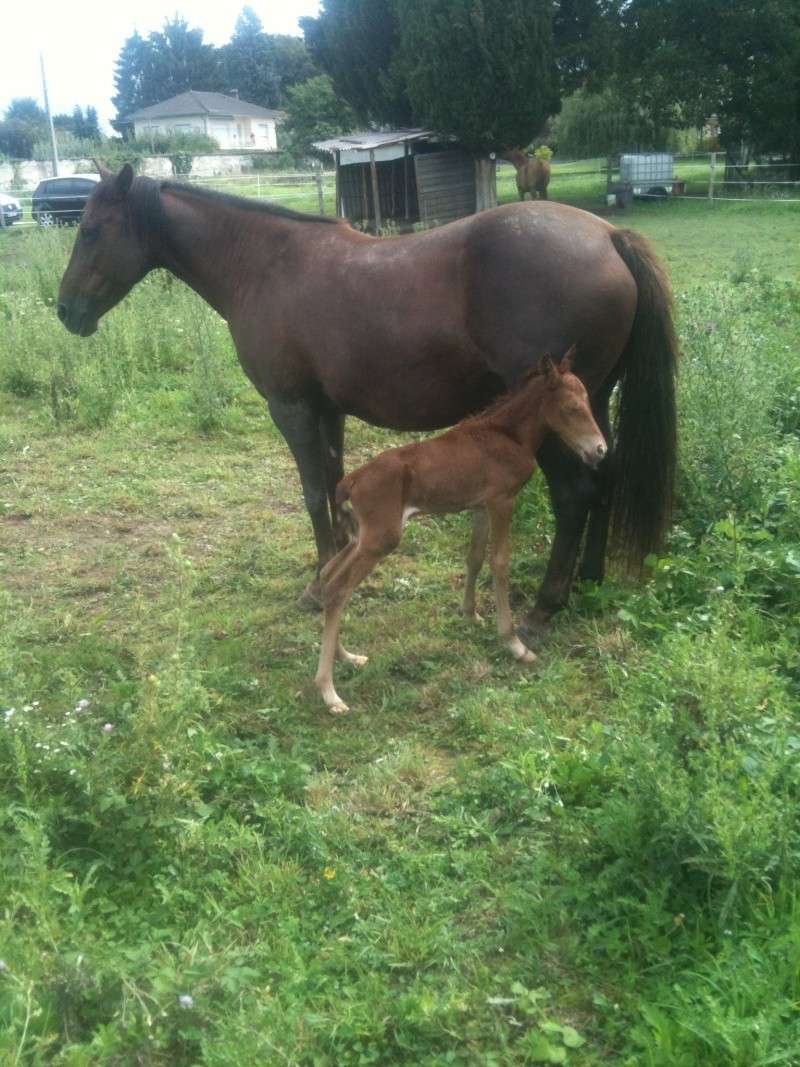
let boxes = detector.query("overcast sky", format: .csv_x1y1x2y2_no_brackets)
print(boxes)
0,0,321,132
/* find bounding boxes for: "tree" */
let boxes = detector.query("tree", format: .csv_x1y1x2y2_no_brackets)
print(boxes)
302,0,560,151
611,0,800,163
301,0,413,126
282,74,357,157
112,18,222,128
0,98,46,158
221,7,318,108
397,0,559,152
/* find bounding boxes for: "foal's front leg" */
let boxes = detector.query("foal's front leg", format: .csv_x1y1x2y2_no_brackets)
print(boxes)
488,498,536,663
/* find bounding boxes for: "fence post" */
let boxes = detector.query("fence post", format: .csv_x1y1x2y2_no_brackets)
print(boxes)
708,152,716,204
315,164,325,214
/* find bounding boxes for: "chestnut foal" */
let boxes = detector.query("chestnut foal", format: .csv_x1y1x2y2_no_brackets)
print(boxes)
315,348,607,714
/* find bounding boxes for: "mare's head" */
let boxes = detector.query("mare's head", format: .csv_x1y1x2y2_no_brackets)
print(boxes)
57,163,153,337
540,346,607,468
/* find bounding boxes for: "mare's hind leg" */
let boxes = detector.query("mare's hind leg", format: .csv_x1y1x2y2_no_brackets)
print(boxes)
578,383,614,583
463,508,489,622
487,498,536,663
268,394,334,610
522,435,600,639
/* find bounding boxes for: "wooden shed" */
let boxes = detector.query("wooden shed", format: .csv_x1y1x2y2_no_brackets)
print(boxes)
313,129,496,232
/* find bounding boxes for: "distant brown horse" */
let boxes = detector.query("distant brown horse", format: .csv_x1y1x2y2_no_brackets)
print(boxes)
56,164,677,638
316,350,606,713
508,149,551,200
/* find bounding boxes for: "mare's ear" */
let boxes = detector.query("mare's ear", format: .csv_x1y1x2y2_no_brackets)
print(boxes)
113,163,134,198
560,344,577,374
539,353,558,387
93,158,113,180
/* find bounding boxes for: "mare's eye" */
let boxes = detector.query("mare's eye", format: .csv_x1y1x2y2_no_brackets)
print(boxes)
81,227,100,243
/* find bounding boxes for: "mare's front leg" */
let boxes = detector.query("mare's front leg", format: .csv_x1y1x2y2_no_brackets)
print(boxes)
320,407,351,549
522,435,600,640
463,509,489,622
268,394,335,610
487,498,536,663
577,384,614,583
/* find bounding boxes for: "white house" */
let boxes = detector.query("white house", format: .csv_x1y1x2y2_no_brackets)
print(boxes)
124,91,284,151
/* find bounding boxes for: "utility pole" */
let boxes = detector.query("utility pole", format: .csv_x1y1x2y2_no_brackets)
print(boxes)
40,52,59,177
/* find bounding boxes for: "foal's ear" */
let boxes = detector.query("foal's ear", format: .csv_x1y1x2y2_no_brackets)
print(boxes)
113,163,134,198
560,344,577,374
539,353,558,386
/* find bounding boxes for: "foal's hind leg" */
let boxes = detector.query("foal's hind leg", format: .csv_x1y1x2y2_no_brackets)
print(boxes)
316,540,391,714
463,508,489,623
488,499,536,663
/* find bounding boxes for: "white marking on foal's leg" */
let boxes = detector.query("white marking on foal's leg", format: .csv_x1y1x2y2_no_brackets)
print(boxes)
506,634,537,664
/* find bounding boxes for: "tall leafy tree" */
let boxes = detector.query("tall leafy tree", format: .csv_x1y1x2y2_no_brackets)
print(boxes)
221,7,318,108
0,98,46,158
302,0,560,149
112,18,222,127
612,0,800,162
397,0,559,151
301,0,413,126
282,74,357,157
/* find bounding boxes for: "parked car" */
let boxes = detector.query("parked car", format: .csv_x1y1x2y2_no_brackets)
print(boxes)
0,192,23,227
31,174,101,226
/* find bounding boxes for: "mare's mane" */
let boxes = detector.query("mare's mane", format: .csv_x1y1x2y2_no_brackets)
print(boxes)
122,175,339,245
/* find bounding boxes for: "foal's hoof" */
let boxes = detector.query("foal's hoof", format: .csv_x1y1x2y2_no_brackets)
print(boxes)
517,608,554,649
297,582,323,612
518,647,537,664
463,610,485,626
327,700,350,715
348,653,368,668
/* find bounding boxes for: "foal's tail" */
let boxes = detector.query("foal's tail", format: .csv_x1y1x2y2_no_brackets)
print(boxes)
609,228,679,568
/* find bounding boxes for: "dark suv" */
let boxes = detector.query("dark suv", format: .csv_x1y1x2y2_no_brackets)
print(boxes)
32,174,101,226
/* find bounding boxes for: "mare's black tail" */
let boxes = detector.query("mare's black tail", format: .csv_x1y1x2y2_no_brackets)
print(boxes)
609,228,679,568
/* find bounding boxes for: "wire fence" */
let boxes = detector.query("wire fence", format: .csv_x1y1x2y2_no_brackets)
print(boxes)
2,151,799,230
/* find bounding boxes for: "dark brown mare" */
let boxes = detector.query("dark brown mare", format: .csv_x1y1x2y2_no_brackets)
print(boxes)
57,163,678,637
507,149,551,201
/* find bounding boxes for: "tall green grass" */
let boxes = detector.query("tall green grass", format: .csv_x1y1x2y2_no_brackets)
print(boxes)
1,219,800,1064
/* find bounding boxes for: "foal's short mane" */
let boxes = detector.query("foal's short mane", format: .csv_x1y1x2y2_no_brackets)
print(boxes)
125,175,338,244
458,368,547,429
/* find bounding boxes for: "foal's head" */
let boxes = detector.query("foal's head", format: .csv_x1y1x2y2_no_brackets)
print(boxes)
540,347,607,468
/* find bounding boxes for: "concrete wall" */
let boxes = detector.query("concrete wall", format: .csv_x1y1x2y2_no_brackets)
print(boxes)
0,153,271,191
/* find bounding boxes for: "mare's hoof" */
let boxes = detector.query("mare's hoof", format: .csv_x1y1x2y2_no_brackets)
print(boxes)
518,647,537,664
297,583,323,612
463,610,485,626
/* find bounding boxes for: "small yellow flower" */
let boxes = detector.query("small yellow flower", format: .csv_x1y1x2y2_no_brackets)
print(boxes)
323,867,336,881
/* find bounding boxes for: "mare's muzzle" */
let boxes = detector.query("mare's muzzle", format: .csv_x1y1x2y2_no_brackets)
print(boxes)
57,297,98,337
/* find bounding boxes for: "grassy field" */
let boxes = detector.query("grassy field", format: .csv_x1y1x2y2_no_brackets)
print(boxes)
1,191,800,1065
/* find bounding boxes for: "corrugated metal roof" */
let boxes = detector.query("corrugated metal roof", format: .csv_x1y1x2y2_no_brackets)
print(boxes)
313,129,432,153
125,91,285,123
